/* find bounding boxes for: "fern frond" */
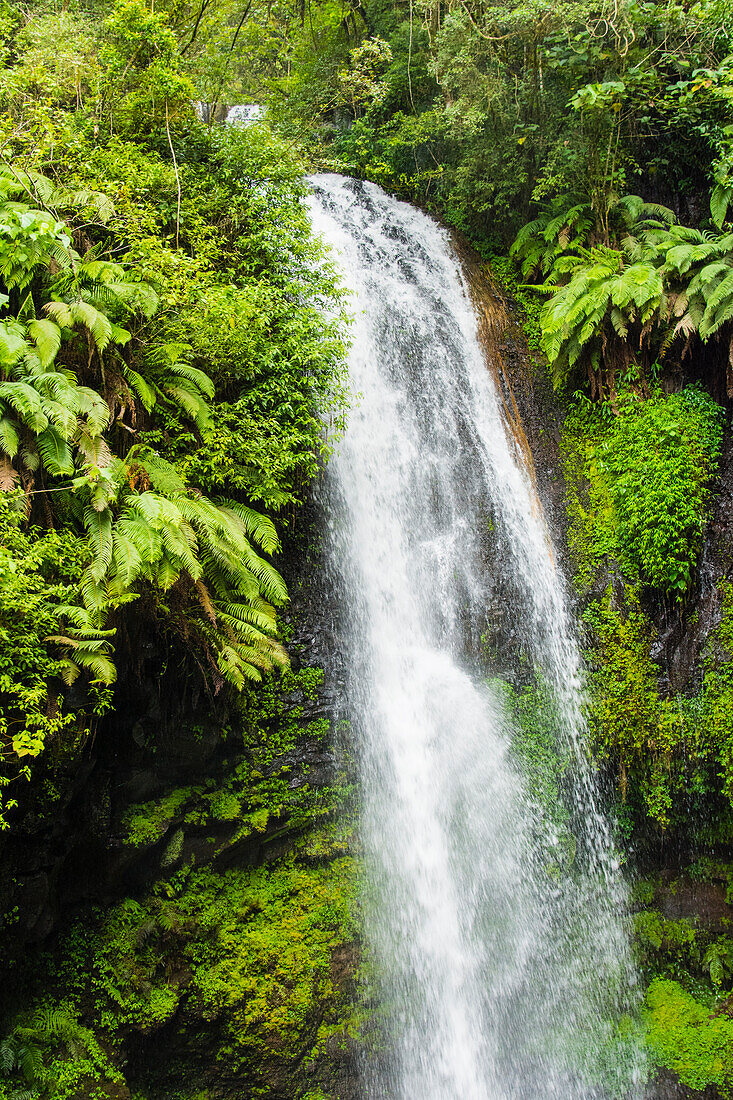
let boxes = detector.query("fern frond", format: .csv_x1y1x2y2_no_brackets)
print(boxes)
159,521,202,580
127,448,187,495
26,319,61,368
111,529,143,588
162,384,210,430
123,369,156,412
66,649,117,684
0,381,47,433
166,361,215,399
155,554,180,590
0,415,20,458
37,427,74,476
215,501,280,554
75,387,110,434
72,301,113,351
43,301,74,329
83,506,113,583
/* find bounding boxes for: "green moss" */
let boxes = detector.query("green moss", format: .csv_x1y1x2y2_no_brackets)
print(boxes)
631,877,657,908
644,978,733,1093
121,788,194,848
562,386,723,596
493,678,573,850
580,577,733,837
208,790,241,821
560,397,618,591
297,819,355,862
239,666,327,767
583,589,711,831
634,911,700,976
47,852,358,1091
185,858,357,1069
700,582,733,811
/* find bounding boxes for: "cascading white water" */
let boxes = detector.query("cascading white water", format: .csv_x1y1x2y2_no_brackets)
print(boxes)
307,174,644,1099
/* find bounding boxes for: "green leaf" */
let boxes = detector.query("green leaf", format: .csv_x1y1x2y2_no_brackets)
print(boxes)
26,319,61,368
711,183,732,230
37,427,74,476
84,506,113,583
0,416,20,458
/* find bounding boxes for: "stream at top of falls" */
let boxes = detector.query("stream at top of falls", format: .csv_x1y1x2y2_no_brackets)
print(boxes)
306,173,645,1100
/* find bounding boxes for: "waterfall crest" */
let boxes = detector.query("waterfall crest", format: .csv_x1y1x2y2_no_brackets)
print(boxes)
307,173,644,1100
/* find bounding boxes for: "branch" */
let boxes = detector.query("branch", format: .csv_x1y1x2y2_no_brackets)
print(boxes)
165,101,182,251
180,0,212,55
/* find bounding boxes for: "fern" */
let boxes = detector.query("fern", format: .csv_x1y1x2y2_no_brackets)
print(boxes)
84,506,114,582
123,368,156,411
26,319,61,368
64,648,117,684
36,428,74,476
75,388,110,435
126,447,187,495
134,341,216,428
219,500,280,554
0,416,20,457
0,381,48,433
161,383,210,430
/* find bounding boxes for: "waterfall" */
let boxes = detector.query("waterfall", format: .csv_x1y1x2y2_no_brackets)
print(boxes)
307,174,644,1100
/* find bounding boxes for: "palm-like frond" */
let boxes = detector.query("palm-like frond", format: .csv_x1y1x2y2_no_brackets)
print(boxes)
26,319,61,368
84,506,113,583
37,428,74,476
217,500,280,554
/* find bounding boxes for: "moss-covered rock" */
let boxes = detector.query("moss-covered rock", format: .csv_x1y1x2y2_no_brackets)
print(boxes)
0,657,361,1100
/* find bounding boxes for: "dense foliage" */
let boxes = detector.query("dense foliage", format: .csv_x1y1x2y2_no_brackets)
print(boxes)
0,665,358,1099
563,386,723,596
0,7,348,825
557,385,731,834
4,0,733,1093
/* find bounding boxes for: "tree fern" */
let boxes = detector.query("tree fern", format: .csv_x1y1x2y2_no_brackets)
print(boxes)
538,243,665,398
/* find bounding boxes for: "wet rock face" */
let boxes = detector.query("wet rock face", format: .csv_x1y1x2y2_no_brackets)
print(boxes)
658,424,733,696
648,1069,720,1100
452,236,571,568
656,872,733,930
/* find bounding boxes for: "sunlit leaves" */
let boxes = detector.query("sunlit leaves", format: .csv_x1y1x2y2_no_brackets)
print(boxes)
521,190,733,394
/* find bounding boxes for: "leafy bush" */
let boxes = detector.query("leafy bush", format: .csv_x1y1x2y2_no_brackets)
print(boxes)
601,387,723,595
0,494,113,824
563,386,723,596
562,385,731,837
644,979,733,1093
